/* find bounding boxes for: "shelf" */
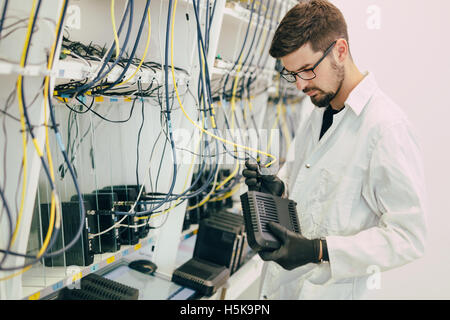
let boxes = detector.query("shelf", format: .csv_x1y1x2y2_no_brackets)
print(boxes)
180,223,199,241
0,0,290,300
55,59,191,86
222,5,278,31
22,231,158,300
222,0,297,30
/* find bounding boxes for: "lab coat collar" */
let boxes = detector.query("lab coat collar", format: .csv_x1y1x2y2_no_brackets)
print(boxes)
344,72,378,116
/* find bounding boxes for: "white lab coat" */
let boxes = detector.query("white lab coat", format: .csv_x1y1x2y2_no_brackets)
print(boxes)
258,73,428,300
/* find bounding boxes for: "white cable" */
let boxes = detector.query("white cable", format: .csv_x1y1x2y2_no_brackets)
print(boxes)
89,81,192,236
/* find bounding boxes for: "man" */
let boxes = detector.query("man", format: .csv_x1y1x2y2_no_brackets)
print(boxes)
243,0,427,299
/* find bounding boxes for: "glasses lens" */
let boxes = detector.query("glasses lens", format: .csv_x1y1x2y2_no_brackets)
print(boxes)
298,70,316,80
281,72,297,83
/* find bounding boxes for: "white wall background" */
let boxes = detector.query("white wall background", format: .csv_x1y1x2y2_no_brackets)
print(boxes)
330,0,450,299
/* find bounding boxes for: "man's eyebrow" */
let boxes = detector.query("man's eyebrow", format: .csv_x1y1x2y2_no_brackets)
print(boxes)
286,64,311,73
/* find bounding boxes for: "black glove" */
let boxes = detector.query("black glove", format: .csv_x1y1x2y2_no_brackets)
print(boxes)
242,159,285,197
258,222,327,270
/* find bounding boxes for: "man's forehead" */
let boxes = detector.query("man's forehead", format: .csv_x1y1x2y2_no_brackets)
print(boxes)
281,42,319,72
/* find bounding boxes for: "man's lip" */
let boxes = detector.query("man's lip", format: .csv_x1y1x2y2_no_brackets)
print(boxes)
305,90,317,97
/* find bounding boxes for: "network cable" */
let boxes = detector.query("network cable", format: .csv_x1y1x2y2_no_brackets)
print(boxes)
0,0,9,39
64,0,133,98
0,0,70,274
96,0,151,94
221,0,256,101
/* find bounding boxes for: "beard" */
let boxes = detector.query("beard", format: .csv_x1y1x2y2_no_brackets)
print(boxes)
307,62,345,108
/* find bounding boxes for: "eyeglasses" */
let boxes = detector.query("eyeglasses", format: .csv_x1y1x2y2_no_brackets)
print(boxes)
280,41,337,83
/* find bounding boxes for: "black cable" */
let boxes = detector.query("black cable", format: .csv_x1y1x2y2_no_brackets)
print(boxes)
114,0,178,216
65,95,138,123
95,0,151,94
41,0,86,260
135,79,145,190
194,0,250,164
0,0,9,39
0,184,13,268
221,0,256,100
245,0,279,93
3,0,62,268
1,89,16,212
63,95,95,114
236,0,263,73
0,0,70,271
67,0,133,97
115,0,226,217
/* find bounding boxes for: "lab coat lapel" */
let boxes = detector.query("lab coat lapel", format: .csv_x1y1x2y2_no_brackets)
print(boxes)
306,107,349,162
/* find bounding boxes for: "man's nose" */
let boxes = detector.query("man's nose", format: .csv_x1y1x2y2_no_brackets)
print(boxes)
295,76,309,91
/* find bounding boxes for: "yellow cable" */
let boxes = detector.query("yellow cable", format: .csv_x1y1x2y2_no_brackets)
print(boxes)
111,0,120,59
153,0,274,217
151,114,206,219
259,24,268,57
36,0,70,259
149,1,207,219
0,0,67,281
35,0,71,258
210,183,241,202
215,27,248,191
162,0,219,215
170,0,276,168
214,100,240,191
0,266,32,282
115,7,151,87
10,0,38,246
89,0,130,93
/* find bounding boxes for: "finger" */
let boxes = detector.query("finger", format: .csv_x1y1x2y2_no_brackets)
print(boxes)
242,169,258,179
258,249,282,262
267,222,288,242
245,160,259,171
245,178,258,187
260,174,277,182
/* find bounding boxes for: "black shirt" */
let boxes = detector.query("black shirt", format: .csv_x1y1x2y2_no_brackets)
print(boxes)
319,105,345,140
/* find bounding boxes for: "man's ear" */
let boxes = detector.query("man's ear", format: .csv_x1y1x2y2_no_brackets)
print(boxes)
335,38,349,63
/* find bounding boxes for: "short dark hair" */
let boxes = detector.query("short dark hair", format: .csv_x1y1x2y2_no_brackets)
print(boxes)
269,0,349,58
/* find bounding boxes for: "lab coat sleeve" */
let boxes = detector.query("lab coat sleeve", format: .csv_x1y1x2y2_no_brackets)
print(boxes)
326,121,428,281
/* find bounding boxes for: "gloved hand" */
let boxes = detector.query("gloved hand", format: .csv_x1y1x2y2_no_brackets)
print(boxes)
258,222,323,270
242,159,285,197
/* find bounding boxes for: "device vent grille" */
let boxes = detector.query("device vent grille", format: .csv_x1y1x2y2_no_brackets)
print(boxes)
58,273,139,300
288,201,300,233
245,195,259,233
255,194,279,232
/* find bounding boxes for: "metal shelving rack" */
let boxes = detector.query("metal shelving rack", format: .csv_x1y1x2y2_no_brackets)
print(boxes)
23,232,158,300
0,0,297,300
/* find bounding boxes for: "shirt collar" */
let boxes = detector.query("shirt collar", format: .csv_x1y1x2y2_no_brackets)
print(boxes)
344,71,378,116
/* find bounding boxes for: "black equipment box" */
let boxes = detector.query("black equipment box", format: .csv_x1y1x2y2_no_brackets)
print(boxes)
71,193,120,254
207,210,248,273
172,258,230,297
40,201,94,267
240,191,301,251
99,185,148,245
194,217,242,273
